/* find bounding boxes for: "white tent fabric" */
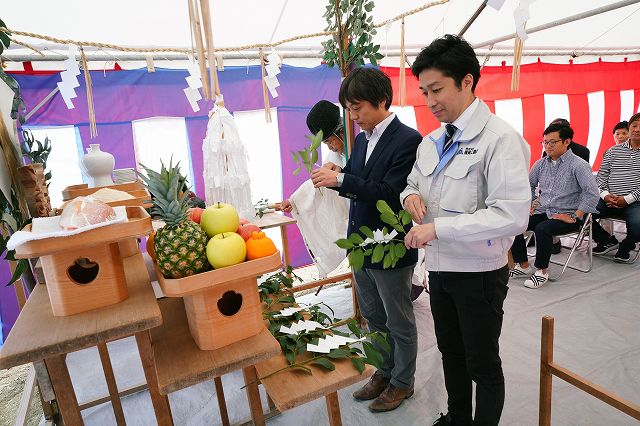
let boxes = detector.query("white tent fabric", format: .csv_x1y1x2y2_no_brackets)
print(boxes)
3,1,640,67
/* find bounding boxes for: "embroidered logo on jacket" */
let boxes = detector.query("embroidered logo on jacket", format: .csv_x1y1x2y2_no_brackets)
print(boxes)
457,147,478,155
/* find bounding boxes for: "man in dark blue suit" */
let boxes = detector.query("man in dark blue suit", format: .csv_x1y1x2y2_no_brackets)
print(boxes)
311,67,422,412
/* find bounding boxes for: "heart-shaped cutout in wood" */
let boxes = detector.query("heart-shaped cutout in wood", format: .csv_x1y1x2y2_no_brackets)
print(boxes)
217,290,243,316
67,258,100,285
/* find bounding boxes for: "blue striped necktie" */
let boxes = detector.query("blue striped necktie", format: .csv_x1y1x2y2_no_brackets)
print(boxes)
443,123,457,153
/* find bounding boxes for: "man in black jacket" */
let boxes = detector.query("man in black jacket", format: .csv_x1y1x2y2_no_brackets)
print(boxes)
311,67,422,413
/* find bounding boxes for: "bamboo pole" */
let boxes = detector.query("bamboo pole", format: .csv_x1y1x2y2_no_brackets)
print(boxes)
399,17,406,107
259,49,272,123
189,0,210,99
200,0,220,97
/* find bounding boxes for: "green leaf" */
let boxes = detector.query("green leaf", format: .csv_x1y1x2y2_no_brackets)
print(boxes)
311,357,336,371
364,2,374,12
348,248,365,270
311,149,319,166
393,223,405,234
359,226,374,239
381,213,397,226
351,356,366,373
376,200,394,215
348,233,364,245
372,244,385,263
394,243,407,259
383,253,392,269
347,319,363,338
363,341,383,369
364,249,372,256
293,166,301,176
327,348,350,359
400,210,412,225
336,238,354,249
372,333,392,354
6,259,27,286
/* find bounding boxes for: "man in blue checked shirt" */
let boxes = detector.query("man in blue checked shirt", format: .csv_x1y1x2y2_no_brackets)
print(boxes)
509,123,600,288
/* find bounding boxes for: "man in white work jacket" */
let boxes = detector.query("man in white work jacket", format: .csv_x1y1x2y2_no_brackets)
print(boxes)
401,34,531,426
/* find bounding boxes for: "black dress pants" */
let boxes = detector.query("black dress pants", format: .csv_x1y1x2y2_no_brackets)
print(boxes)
429,266,509,426
511,214,582,269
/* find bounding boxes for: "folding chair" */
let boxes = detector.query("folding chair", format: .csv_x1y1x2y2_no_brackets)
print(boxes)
525,213,593,281
596,216,640,263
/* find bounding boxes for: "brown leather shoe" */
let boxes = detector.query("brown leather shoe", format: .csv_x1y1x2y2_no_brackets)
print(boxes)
352,371,390,401
368,383,414,412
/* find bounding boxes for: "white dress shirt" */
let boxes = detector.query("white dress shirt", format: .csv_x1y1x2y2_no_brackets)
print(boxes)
364,112,396,164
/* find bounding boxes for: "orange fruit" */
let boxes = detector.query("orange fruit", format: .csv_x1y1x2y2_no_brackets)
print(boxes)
146,231,156,262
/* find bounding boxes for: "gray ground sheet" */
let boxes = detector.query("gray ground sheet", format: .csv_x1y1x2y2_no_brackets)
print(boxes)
45,246,640,425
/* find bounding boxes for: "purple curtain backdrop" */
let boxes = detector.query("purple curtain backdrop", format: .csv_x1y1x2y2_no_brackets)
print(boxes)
184,116,209,198
0,262,20,345
1,65,343,341
77,122,137,170
277,107,316,268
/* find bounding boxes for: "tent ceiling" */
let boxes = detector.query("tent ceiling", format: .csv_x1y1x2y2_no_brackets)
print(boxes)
3,0,640,64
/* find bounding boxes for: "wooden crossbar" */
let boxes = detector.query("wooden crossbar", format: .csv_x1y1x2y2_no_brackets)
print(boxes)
539,316,640,425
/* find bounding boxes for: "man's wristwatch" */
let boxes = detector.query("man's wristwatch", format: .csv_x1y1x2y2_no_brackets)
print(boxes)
568,212,578,222
336,173,345,186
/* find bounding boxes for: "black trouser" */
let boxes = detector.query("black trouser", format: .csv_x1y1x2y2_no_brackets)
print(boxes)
591,199,640,250
510,214,582,269
429,266,509,426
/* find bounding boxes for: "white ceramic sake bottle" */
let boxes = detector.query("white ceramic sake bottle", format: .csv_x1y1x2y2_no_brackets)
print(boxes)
80,144,115,187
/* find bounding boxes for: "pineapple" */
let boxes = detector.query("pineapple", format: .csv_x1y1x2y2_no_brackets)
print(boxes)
138,160,209,278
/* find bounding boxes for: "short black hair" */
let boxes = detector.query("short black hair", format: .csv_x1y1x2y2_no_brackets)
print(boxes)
544,123,574,141
628,113,640,126
613,121,629,134
338,67,393,110
551,118,570,127
411,34,481,92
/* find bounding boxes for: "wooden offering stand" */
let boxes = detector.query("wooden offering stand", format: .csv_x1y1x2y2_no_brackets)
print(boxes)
14,206,153,316
154,251,282,350
61,181,151,208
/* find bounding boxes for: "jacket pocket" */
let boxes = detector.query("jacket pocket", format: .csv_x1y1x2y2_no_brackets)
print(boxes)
440,158,480,214
416,155,438,177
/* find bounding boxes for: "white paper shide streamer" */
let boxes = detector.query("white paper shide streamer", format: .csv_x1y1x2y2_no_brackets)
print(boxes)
57,45,81,109
184,55,203,112
202,98,254,219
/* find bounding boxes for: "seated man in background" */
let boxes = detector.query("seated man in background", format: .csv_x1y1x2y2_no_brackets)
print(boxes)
510,123,599,288
543,119,590,254
591,113,640,262
613,121,629,145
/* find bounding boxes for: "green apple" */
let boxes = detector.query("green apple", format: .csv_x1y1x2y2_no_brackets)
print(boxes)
200,202,240,237
206,232,247,269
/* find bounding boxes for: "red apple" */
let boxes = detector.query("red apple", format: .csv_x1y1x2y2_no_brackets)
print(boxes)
236,222,261,241
188,207,204,224
239,218,250,225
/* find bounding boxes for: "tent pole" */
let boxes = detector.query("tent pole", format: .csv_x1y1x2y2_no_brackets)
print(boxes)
473,0,640,48
458,0,488,37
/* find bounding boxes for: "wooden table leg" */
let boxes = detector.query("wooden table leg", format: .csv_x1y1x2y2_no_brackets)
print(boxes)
97,342,126,426
280,226,291,271
350,274,364,327
242,365,265,426
135,330,173,426
325,391,342,426
213,376,230,426
44,355,84,426
539,316,554,426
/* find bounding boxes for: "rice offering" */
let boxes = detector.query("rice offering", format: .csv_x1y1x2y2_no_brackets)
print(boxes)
91,188,135,202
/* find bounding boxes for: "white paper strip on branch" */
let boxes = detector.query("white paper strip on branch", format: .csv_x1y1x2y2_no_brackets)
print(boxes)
273,306,306,318
264,50,282,98
279,320,326,335
514,0,535,41
307,334,365,354
57,45,80,109
184,56,203,112
202,98,255,219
